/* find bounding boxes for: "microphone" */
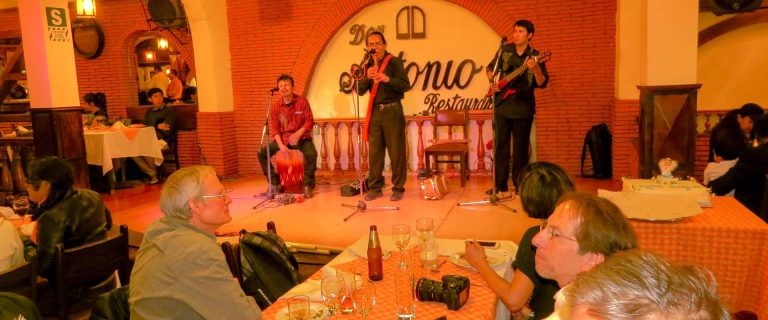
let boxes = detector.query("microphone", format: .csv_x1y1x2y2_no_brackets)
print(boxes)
269,87,279,92
501,36,508,43
368,48,376,54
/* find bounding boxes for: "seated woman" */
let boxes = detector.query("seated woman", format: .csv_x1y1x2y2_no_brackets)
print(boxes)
23,156,112,279
464,161,575,319
708,103,763,162
83,92,108,127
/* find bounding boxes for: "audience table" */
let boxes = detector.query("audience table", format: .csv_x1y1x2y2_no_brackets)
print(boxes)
631,196,768,317
261,236,518,320
83,126,163,175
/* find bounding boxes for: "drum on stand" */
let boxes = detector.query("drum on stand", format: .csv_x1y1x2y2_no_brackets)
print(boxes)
275,150,304,194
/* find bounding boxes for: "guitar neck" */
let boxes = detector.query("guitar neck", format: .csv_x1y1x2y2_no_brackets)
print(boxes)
500,64,527,83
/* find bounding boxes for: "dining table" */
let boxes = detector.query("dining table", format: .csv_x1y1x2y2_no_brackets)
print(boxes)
83,125,163,175
260,235,519,320
630,196,768,318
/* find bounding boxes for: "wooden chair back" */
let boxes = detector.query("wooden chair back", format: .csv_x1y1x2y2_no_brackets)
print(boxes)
432,108,469,140
0,254,38,303
54,225,129,320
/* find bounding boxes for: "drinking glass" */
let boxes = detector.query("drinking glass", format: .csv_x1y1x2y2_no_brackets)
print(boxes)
394,268,416,318
336,268,356,315
392,224,411,269
12,195,29,216
287,295,310,320
416,218,439,271
351,279,375,319
321,275,345,316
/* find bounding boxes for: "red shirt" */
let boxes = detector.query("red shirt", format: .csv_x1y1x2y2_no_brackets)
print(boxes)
269,94,314,144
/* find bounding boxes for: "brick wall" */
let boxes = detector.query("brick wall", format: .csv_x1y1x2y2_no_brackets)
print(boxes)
611,99,641,179
227,0,620,177
1,1,642,178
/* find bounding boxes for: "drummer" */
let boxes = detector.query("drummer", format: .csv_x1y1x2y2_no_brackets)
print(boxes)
257,74,318,199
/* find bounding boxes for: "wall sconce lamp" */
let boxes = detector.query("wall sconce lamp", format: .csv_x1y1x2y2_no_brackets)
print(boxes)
76,0,97,18
158,38,169,50
145,50,156,63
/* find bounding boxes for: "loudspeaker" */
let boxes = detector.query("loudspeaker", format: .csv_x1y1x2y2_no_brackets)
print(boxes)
147,0,186,28
709,0,763,15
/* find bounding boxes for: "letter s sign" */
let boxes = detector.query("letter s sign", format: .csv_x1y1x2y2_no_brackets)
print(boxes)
46,7,68,28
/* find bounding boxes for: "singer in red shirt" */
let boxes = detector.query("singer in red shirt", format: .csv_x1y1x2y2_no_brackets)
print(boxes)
258,74,318,198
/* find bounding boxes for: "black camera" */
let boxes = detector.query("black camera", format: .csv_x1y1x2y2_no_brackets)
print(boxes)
415,275,470,311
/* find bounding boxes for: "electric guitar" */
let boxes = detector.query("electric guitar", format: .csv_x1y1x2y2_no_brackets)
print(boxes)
488,51,551,103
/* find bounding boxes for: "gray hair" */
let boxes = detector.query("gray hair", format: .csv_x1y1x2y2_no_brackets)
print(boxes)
159,165,216,220
564,249,729,319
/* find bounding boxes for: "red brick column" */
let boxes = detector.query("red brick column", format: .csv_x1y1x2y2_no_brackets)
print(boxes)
611,99,641,179
197,112,239,177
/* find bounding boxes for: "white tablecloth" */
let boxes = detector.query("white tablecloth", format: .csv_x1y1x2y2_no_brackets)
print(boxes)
84,127,163,175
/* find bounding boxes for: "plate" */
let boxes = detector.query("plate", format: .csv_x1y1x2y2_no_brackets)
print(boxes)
275,302,329,320
450,251,506,270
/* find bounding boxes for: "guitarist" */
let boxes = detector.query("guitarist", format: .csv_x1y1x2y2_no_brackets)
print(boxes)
486,19,549,196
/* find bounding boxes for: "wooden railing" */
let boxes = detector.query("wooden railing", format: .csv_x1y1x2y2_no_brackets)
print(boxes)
313,113,492,174
313,109,730,175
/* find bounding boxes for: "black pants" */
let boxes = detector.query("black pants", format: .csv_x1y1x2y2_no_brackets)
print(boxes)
258,138,318,187
367,104,407,193
493,115,533,191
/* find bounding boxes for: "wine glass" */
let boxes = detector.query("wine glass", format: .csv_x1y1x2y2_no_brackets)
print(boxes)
392,224,410,269
351,279,375,319
12,196,29,217
321,275,345,316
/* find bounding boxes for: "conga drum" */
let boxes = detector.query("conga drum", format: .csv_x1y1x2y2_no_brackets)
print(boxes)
419,172,450,200
275,150,305,194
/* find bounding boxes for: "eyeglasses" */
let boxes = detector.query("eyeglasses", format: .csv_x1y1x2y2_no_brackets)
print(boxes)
201,188,233,200
539,220,577,242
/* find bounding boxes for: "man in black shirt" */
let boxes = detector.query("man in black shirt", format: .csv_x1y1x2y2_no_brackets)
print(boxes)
487,20,549,195
355,32,411,201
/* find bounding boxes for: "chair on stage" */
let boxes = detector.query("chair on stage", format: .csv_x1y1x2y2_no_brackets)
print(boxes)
53,225,129,320
0,254,38,303
424,108,470,187
158,129,180,180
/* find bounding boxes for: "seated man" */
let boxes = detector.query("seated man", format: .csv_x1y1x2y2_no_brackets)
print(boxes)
563,249,728,319
531,191,638,319
134,87,177,184
710,114,768,220
129,165,262,319
257,74,318,199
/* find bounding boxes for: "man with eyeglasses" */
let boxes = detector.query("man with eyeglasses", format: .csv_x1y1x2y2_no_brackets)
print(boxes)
130,166,262,319
531,191,637,319
355,31,411,201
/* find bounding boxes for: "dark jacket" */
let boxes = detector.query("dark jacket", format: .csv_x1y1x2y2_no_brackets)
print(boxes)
709,142,768,220
34,188,112,279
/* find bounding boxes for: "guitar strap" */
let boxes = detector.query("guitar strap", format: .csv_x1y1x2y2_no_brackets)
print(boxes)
362,54,393,142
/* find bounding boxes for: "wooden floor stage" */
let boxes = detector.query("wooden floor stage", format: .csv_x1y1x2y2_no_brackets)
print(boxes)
103,172,620,248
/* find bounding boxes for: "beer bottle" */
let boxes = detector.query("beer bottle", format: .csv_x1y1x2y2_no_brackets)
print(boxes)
367,225,384,281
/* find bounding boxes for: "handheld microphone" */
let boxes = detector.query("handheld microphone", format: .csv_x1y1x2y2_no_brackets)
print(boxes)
501,36,508,43
368,49,376,54
269,87,279,92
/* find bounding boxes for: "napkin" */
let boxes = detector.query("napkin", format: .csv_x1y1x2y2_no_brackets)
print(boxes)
111,121,126,129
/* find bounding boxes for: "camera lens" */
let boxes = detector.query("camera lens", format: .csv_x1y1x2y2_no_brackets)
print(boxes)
415,278,444,303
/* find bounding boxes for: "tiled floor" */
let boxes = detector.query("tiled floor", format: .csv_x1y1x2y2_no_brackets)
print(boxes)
103,172,620,248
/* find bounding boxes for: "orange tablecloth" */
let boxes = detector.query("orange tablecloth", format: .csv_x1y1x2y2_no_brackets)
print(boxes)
261,256,501,319
631,196,768,317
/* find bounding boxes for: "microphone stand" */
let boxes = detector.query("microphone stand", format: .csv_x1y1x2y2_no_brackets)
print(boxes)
254,89,278,209
457,36,516,212
342,50,399,221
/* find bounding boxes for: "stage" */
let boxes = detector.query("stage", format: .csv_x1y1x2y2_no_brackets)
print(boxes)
103,172,620,248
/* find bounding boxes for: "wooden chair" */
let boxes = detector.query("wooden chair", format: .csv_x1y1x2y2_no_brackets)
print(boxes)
0,254,38,303
158,129,180,180
424,108,470,186
54,225,129,320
